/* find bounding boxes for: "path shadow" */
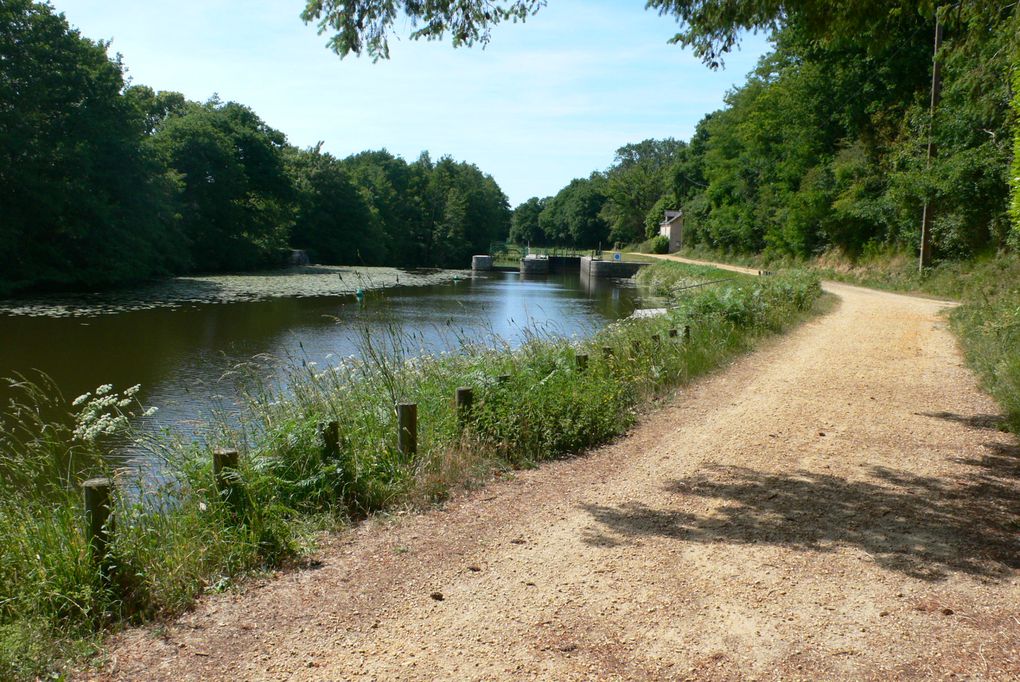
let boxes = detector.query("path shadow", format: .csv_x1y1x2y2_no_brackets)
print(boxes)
919,411,1007,431
581,442,1020,581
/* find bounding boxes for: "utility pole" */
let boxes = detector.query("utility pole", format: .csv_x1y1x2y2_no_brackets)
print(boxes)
919,9,943,272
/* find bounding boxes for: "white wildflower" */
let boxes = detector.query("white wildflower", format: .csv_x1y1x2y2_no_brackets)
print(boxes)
72,392,91,406
96,384,113,396
124,384,141,397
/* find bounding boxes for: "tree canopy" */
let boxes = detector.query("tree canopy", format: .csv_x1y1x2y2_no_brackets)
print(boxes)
0,1,514,295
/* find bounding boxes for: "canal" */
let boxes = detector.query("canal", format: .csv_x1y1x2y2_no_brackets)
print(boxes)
0,266,650,453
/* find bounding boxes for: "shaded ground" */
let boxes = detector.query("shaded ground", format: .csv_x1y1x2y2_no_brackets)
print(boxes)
90,274,1020,681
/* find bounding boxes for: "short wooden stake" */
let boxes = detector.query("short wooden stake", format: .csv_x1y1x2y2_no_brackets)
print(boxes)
684,325,691,342
322,420,340,457
83,477,112,566
455,387,473,426
397,402,417,458
576,353,589,371
668,328,678,338
213,448,240,508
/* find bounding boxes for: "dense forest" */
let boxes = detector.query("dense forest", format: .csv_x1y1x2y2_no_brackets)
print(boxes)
505,2,1018,259
0,0,511,296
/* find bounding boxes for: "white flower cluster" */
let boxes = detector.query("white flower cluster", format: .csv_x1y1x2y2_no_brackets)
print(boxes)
71,383,157,442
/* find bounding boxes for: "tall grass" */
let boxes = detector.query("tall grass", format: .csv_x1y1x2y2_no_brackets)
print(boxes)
0,264,822,679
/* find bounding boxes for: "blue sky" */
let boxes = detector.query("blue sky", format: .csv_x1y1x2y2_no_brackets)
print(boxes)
51,0,770,206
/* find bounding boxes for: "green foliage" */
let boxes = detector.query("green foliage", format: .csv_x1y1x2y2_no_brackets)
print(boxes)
601,139,688,244
537,176,610,247
0,0,188,294
509,196,548,245
1011,51,1020,242
1,1,515,294
286,145,385,265
0,265,822,678
648,235,670,254
150,100,295,272
301,0,544,60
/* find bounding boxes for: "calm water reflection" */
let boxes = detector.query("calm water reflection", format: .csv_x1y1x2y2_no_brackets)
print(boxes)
0,271,644,442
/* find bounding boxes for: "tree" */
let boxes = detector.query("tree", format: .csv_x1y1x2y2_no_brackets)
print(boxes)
150,100,295,272
286,145,385,264
1006,38,1020,246
299,0,980,67
510,197,548,245
0,0,187,294
302,0,544,60
539,176,609,248
601,138,687,243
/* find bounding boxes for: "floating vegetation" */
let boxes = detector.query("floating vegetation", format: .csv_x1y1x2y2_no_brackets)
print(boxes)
0,266,466,319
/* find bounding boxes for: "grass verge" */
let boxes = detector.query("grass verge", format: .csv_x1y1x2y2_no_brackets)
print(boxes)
0,263,823,679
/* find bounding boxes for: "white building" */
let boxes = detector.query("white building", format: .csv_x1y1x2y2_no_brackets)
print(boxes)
658,210,683,253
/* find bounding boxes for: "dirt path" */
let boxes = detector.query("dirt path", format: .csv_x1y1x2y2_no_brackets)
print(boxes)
93,276,1020,681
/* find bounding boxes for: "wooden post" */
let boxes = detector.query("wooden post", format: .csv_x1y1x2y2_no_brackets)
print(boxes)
83,477,112,566
321,420,340,457
213,448,240,508
684,325,691,342
602,346,614,360
919,11,943,272
455,387,473,426
576,353,588,371
668,328,678,339
397,402,417,458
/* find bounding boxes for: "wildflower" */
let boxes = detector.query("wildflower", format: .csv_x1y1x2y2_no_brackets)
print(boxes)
72,392,91,406
96,384,113,396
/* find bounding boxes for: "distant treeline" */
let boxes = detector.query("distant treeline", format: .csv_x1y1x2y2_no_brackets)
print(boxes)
514,3,1019,259
0,0,510,296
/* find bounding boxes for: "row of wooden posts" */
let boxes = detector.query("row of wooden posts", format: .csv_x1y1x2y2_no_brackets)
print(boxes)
82,323,691,569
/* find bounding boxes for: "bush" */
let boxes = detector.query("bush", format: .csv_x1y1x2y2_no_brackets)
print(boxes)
649,235,670,253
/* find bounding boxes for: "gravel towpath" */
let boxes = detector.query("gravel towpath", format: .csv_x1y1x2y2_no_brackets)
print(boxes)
93,271,1020,681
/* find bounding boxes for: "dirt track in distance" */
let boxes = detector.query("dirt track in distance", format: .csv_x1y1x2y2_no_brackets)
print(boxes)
93,267,1020,681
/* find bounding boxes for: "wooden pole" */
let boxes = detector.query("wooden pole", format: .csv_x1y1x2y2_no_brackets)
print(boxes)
684,325,691,342
919,10,943,271
397,402,417,458
455,387,473,426
83,477,112,566
213,448,240,508
322,420,340,457
576,353,588,371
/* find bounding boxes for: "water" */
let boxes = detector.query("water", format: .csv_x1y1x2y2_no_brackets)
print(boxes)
0,268,646,452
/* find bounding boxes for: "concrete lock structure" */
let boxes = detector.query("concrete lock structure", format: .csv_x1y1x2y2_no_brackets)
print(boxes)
471,255,493,271
580,256,648,279
520,255,550,275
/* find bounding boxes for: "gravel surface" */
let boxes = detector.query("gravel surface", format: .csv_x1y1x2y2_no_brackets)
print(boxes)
89,270,1020,681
